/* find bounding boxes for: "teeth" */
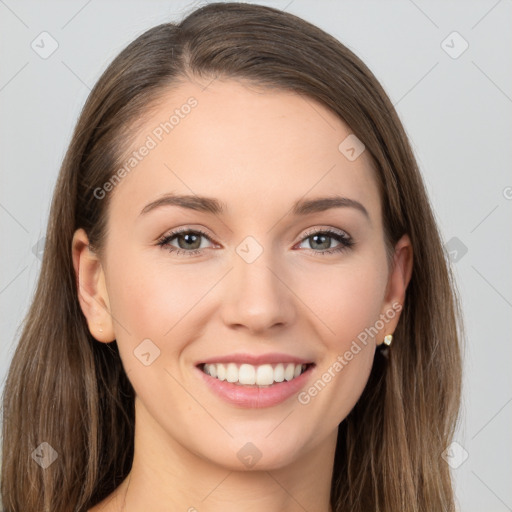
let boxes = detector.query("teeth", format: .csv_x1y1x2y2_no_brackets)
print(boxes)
202,362,308,386
274,363,285,382
240,364,256,385
226,363,238,383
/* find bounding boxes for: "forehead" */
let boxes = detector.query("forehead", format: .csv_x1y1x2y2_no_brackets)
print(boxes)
108,78,381,225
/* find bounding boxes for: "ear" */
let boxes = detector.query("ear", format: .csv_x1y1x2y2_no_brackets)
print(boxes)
376,234,413,346
71,228,115,343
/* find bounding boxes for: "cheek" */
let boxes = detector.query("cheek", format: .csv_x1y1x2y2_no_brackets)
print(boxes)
105,235,200,322
103,244,226,376
103,245,192,354
296,259,387,422
305,259,388,347
103,248,207,406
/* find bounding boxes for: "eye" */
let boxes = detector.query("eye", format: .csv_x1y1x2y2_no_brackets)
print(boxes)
296,228,354,255
157,228,215,257
157,227,354,257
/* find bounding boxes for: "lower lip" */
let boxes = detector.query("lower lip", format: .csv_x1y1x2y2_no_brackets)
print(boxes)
196,364,315,408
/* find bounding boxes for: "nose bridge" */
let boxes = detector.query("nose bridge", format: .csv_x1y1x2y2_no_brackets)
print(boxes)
221,235,295,332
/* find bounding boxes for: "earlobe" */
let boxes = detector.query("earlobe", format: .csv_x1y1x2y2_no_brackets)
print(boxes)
377,234,413,345
71,228,115,343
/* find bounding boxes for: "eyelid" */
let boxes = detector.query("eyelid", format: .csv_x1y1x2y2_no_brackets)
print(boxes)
157,225,215,243
299,225,352,241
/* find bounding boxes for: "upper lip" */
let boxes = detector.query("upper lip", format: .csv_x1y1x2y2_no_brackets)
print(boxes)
197,353,315,366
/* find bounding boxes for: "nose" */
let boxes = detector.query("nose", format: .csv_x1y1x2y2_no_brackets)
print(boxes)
220,247,296,335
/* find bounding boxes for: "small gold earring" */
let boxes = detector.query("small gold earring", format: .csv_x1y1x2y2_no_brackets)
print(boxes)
383,334,393,346
98,326,103,333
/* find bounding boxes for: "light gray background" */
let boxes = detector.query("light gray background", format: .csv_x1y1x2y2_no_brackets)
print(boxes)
1,1,511,510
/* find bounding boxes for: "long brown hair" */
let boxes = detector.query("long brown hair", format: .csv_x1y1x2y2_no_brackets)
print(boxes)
1,3,463,511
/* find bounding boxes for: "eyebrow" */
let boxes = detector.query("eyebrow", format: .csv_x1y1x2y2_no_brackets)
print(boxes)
139,193,370,220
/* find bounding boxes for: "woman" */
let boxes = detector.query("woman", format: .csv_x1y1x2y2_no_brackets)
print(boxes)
1,3,463,511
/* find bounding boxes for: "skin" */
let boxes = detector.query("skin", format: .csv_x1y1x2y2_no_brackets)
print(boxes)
73,77,412,512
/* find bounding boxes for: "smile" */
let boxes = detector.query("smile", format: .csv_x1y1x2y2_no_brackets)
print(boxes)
200,362,312,387
195,360,316,408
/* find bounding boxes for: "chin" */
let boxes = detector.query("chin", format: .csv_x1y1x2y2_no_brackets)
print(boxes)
197,433,308,472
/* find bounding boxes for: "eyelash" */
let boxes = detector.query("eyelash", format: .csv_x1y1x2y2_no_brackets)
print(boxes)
157,227,354,257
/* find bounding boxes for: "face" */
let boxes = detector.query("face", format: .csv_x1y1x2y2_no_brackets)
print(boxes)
74,77,410,472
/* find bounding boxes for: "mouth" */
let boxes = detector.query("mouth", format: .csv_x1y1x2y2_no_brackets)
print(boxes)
194,353,317,408
197,362,315,387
